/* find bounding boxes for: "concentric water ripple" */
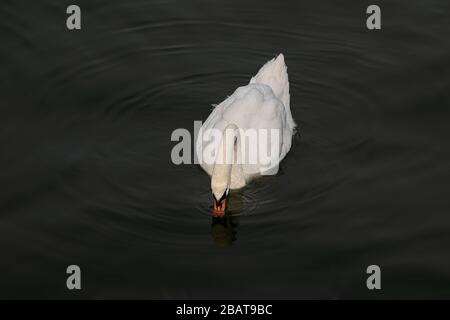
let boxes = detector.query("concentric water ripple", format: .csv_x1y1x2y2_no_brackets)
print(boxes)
1,0,450,298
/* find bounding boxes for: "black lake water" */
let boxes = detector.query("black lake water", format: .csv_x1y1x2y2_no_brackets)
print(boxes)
1,0,450,298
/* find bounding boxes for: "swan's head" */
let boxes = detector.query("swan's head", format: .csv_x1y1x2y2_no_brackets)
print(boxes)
211,178,229,218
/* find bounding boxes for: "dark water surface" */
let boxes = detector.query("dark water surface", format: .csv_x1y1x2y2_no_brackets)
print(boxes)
1,0,450,298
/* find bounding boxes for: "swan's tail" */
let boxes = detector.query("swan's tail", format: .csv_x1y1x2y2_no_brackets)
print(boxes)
249,54,295,130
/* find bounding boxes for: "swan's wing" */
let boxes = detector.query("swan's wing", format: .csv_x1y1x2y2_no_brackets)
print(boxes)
250,54,289,110
223,85,290,175
196,83,293,176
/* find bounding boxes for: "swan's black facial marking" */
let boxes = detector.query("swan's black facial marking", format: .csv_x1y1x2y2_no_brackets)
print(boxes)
213,192,227,208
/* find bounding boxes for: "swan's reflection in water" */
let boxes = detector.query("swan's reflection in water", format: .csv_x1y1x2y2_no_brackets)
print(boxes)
211,191,243,247
211,215,240,247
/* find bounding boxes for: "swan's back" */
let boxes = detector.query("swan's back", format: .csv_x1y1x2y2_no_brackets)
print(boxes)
196,54,296,179
250,53,295,132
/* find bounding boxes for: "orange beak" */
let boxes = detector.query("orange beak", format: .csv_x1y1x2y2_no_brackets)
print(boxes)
213,197,227,218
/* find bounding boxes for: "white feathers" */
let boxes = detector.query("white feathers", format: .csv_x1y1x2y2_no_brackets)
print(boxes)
250,53,295,132
196,54,296,190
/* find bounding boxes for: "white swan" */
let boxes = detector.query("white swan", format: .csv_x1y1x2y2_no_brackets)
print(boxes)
196,54,296,216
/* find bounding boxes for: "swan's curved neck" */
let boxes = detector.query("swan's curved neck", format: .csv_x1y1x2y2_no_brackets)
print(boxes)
211,124,239,199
